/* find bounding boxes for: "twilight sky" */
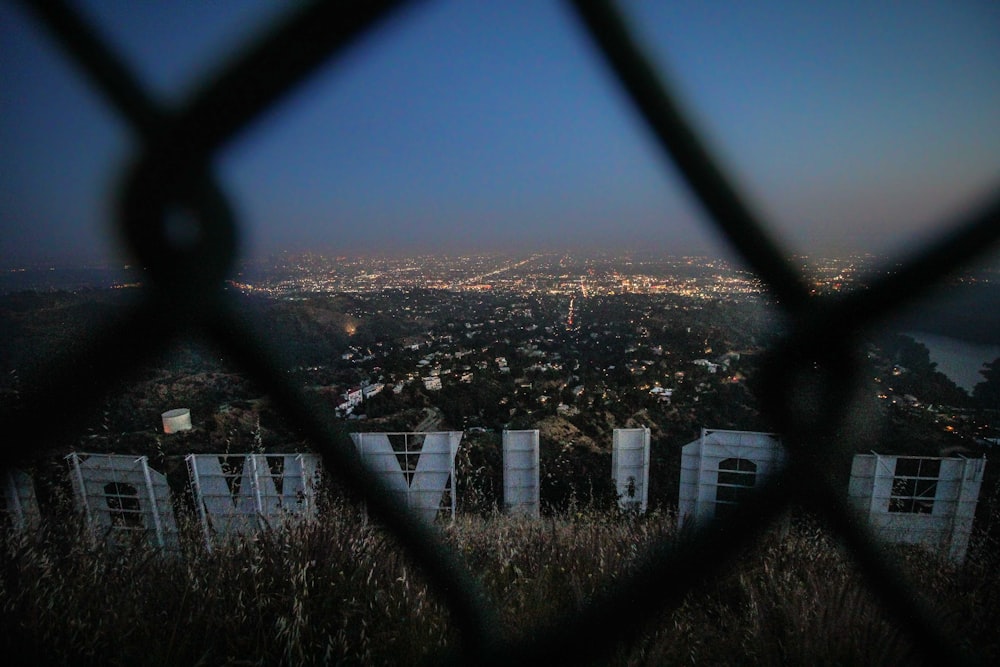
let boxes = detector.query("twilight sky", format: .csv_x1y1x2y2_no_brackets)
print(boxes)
1,0,998,267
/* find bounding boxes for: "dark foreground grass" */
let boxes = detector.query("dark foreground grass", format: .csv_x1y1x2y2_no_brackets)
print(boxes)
2,502,998,666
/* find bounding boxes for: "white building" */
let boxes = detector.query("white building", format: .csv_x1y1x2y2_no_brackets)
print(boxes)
692,359,721,373
649,386,673,403
343,386,363,407
678,428,786,528
362,383,385,399
847,453,985,563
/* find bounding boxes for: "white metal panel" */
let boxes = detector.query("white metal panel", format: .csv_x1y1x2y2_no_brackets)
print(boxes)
848,453,986,563
677,437,701,527
847,454,882,527
675,429,785,529
294,452,323,519
249,453,323,526
847,454,877,512
351,432,420,514
67,453,178,551
935,459,963,517
351,433,409,489
351,432,461,523
1,468,41,531
869,455,896,513
409,432,462,523
186,454,260,543
503,430,540,518
949,457,985,562
612,428,650,513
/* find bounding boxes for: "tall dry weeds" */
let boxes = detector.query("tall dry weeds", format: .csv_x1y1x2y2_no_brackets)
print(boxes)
2,505,997,665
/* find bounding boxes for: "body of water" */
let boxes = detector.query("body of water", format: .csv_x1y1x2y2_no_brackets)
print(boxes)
907,332,1000,393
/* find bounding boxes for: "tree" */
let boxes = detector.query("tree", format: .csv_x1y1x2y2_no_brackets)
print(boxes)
973,357,1000,410
879,334,968,407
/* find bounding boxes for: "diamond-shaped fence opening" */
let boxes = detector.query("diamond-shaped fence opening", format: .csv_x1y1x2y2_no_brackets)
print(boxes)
3,1,1000,665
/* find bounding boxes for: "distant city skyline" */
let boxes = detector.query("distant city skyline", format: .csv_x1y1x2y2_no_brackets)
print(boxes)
2,1,999,268
6,246,991,296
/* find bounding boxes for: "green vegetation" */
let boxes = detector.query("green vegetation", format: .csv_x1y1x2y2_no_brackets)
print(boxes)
3,503,998,666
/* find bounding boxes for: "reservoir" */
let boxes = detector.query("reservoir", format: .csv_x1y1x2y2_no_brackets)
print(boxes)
906,332,1000,393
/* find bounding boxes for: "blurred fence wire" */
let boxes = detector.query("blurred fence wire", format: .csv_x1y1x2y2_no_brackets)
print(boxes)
6,0,1000,664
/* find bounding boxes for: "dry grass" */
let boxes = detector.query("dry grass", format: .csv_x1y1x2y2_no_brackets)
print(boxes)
2,504,997,666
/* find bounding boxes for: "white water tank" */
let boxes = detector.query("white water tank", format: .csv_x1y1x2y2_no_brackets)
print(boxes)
161,408,192,434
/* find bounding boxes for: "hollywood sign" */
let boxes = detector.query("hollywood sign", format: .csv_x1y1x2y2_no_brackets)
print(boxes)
0,428,987,562
351,431,462,523
848,453,985,563
677,428,986,563
678,429,786,526
186,453,324,548
501,427,650,518
55,433,460,551
2,452,325,552
67,452,180,551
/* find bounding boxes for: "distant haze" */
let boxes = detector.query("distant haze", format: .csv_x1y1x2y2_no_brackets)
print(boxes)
2,1,999,268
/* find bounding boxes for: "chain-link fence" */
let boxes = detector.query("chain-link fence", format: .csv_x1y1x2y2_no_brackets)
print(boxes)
5,0,1000,664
